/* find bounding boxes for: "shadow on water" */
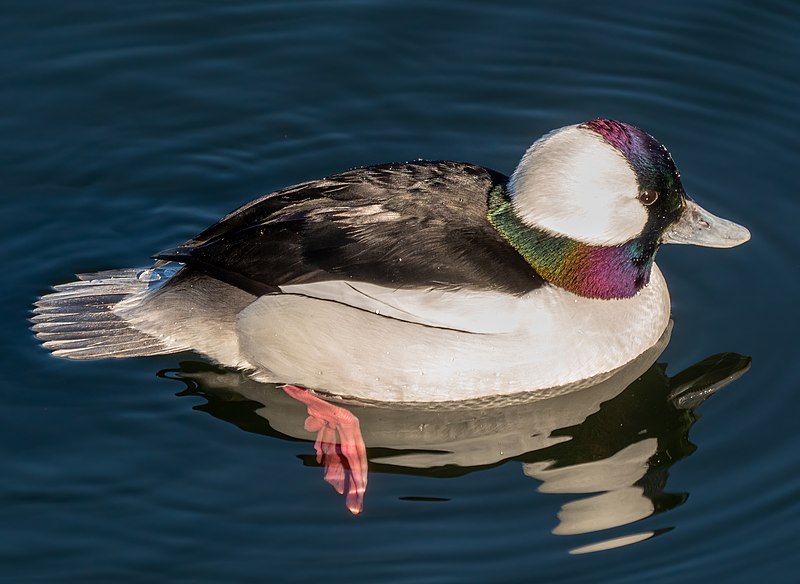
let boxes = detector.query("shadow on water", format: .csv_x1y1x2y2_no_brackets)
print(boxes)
158,338,750,555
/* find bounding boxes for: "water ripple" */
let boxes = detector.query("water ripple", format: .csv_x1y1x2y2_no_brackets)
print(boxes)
2,1,799,582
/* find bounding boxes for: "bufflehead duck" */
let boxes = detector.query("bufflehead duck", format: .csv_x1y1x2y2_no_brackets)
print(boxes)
33,120,749,404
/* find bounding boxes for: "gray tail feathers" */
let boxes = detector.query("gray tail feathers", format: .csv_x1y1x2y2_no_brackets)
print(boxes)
32,268,176,360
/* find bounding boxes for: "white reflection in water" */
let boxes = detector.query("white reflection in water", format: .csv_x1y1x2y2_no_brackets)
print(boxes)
161,325,750,553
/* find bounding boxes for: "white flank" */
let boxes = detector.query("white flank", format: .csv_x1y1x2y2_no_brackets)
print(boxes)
235,266,671,402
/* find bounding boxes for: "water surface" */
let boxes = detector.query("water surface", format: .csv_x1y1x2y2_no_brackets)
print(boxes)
2,1,799,582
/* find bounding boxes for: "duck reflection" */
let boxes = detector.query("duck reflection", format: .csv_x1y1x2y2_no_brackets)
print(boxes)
158,334,749,551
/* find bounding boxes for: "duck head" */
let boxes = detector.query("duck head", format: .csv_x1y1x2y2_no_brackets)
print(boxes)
488,119,750,299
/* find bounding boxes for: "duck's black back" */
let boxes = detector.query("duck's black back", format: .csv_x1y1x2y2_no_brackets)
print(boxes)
155,161,544,296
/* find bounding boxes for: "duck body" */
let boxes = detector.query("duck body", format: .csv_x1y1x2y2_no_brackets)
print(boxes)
33,120,749,403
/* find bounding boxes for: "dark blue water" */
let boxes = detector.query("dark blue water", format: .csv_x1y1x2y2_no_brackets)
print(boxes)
3,1,799,582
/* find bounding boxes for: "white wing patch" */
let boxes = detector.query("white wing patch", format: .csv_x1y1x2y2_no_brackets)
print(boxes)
308,204,403,224
277,281,527,333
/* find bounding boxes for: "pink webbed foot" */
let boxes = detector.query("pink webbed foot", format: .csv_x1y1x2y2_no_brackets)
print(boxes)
282,384,368,514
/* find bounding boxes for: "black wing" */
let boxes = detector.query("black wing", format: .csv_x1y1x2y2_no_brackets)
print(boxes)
154,161,543,296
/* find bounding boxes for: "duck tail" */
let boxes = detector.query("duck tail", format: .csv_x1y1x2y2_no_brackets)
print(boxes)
32,267,177,360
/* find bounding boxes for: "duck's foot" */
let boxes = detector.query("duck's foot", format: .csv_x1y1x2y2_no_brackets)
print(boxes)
282,384,368,514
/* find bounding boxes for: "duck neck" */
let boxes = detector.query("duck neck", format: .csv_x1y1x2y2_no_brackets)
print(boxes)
487,186,656,300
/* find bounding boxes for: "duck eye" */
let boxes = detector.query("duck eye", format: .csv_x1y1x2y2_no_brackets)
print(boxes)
639,190,659,206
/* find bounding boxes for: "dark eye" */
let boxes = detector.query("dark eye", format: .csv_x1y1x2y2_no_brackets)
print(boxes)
639,190,659,206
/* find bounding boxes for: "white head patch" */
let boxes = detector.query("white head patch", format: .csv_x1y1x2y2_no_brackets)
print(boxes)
508,125,647,246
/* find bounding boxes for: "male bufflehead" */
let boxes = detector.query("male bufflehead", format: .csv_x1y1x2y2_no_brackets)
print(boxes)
33,120,750,404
